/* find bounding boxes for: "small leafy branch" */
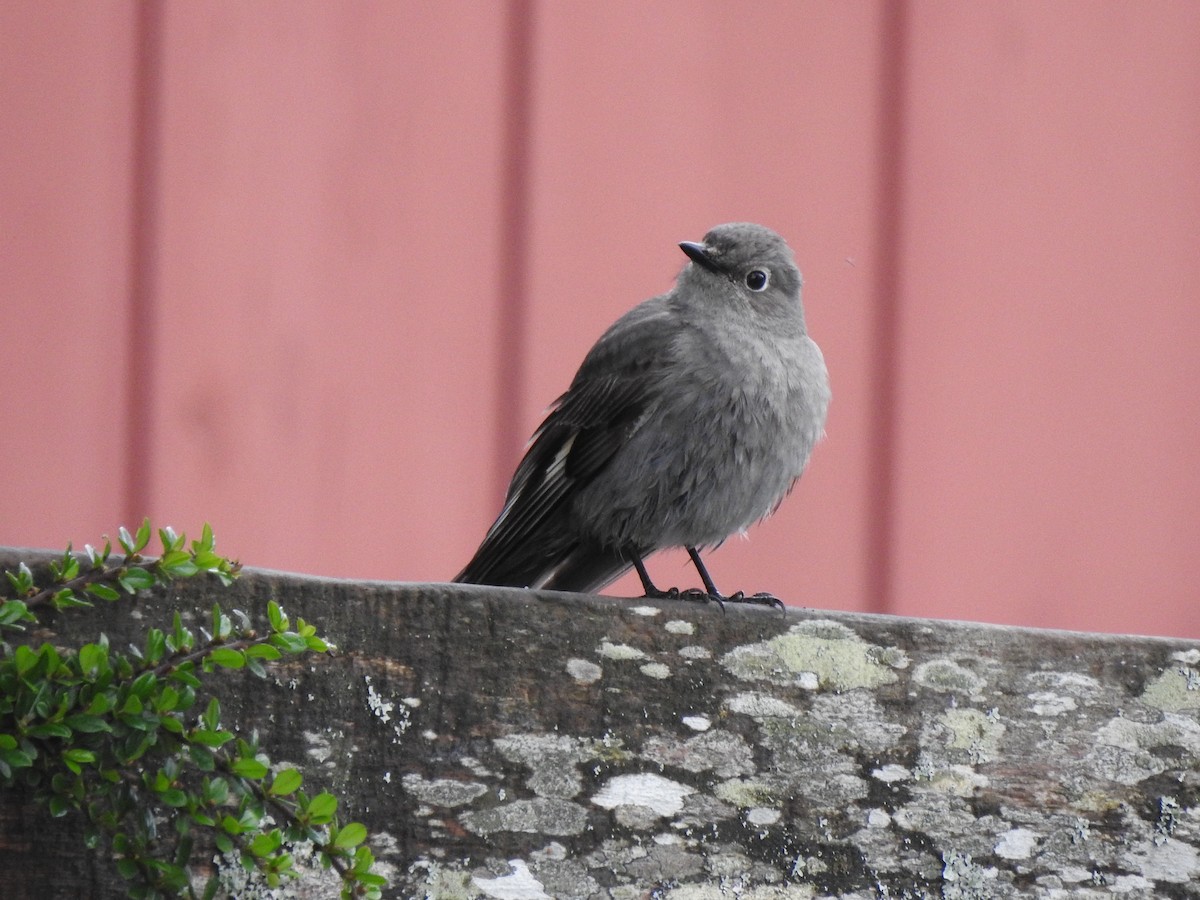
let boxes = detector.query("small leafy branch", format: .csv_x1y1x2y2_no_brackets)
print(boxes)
0,521,386,899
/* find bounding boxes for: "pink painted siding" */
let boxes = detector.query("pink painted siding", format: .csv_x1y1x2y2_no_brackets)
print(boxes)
2,2,1198,637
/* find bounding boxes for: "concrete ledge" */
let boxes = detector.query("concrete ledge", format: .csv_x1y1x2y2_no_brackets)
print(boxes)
2,549,1198,898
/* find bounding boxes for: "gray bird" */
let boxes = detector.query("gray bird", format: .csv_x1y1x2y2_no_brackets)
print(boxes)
454,222,829,604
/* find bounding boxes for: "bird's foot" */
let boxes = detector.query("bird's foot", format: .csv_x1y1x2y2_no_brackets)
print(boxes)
678,589,786,613
724,591,786,612
641,586,681,600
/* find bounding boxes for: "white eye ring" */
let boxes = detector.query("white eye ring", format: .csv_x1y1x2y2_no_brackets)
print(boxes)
744,269,769,292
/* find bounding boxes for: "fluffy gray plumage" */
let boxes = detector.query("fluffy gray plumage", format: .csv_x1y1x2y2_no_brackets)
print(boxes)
455,222,830,599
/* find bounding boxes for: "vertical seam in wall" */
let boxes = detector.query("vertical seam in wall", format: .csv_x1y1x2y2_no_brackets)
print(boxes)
494,0,535,502
867,0,909,614
125,1,163,527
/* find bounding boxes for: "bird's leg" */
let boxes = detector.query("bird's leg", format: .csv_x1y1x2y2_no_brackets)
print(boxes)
686,547,785,612
631,553,679,600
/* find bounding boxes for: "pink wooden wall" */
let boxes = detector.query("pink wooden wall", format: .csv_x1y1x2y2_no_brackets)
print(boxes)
3,2,1198,637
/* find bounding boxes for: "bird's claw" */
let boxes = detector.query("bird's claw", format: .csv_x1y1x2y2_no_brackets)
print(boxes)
641,586,681,600
715,590,786,613
644,585,784,614
738,591,786,612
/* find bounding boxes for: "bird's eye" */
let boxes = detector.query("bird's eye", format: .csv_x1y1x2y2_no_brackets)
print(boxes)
745,269,769,292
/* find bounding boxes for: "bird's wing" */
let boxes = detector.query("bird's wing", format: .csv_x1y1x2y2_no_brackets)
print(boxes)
454,301,678,588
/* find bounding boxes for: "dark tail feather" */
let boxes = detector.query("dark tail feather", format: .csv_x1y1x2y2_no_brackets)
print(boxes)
453,513,575,589
538,542,635,594
456,533,635,596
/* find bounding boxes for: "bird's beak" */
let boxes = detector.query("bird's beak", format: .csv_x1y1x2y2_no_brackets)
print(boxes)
679,241,721,274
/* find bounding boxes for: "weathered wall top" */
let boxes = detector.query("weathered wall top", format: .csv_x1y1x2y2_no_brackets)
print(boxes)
2,551,1198,898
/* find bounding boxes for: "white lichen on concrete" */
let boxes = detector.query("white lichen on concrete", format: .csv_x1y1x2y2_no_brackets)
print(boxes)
912,659,986,697
493,733,605,799
1141,663,1200,711
994,827,1041,860
565,657,602,683
665,619,695,635
642,729,754,778
1028,690,1077,716
472,858,551,899
1088,712,1200,784
720,620,906,690
726,691,802,719
592,773,695,817
640,661,671,679
597,640,647,661
681,714,710,731
1120,835,1200,884
872,763,910,783
363,674,412,743
401,773,489,808
461,798,589,836
937,706,1006,761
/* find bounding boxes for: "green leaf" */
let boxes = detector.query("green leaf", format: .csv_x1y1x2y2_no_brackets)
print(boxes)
161,788,188,808
231,757,268,780
245,643,281,661
85,583,121,602
170,666,201,689
203,697,220,730
78,642,108,676
208,648,245,669
26,722,72,740
190,729,233,748
0,599,31,626
160,550,199,577
129,671,157,698
142,628,165,665
269,768,302,797
134,517,152,553
0,748,35,769
64,748,96,764
0,734,17,750
192,550,224,571
306,792,338,823
5,562,34,595
118,567,156,593
333,822,367,850
267,601,285,632
194,522,215,554
154,685,179,713
118,525,136,555
220,814,244,835
64,714,111,734
189,744,215,771
50,588,90,611
53,548,80,582
211,604,231,640
37,642,62,674
269,633,309,654
14,644,37,676
248,830,282,858
159,526,182,552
